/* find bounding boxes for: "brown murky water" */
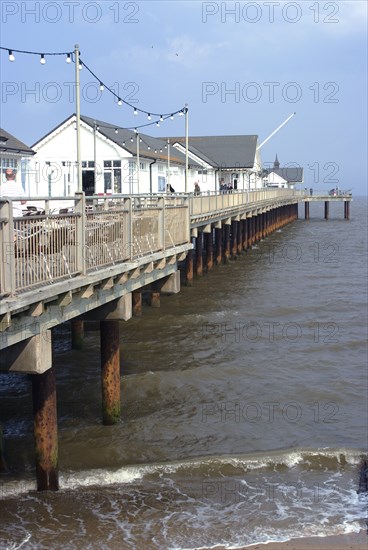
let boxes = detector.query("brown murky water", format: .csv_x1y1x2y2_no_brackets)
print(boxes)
0,200,367,549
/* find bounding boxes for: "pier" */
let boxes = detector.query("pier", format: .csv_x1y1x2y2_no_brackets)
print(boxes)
0,189,352,489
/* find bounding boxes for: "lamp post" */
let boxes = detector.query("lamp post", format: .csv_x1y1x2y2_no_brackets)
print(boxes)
185,104,189,193
167,139,170,190
136,131,140,194
74,44,82,193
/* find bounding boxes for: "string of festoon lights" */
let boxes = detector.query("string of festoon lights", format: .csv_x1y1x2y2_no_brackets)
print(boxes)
0,46,188,130
1,44,190,193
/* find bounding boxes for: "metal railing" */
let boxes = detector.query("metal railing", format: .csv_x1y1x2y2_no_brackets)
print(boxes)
0,194,190,296
190,188,304,216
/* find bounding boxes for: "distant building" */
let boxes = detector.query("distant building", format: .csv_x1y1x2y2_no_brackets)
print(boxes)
170,135,264,190
0,128,35,194
264,154,304,189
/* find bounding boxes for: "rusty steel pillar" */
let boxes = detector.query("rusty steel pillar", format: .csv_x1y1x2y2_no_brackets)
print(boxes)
324,201,329,220
185,246,194,286
215,227,223,265
295,203,299,220
31,367,59,491
132,291,142,316
150,289,161,307
224,224,231,262
205,230,214,271
242,219,247,250
251,217,256,245
100,320,121,425
231,220,238,259
305,202,310,220
256,215,261,242
344,201,350,220
196,232,204,276
0,423,7,472
262,213,266,239
237,218,243,254
71,319,84,350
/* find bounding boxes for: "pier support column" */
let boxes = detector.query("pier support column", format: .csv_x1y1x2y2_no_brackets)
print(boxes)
305,202,310,220
71,319,84,349
100,320,121,425
31,367,59,491
205,231,214,271
344,201,350,220
324,201,329,220
231,220,238,259
185,247,194,286
195,232,203,276
132,291,142,316
0,424,7,472
242,219,248,250
237,218,243,254
150,288,161,307
215,227,223,265
224,224,231,262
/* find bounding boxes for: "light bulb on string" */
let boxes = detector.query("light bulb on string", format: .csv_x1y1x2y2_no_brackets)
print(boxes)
160,115,164,122
156,121,160,127
40,54,46,64
118,98,123,106
123,141,126,146
160,149,163,153
147,113,151,120
99,82,104,91
147,146,151,150
170,114,174,120
66,53,71,63
134,108,138,116
9,50,15,62
139,138,142,143
115,128,118,134
130,137,134,142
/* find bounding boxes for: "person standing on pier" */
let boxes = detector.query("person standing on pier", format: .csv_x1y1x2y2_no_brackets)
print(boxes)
0,168,26,217
194,182,201,195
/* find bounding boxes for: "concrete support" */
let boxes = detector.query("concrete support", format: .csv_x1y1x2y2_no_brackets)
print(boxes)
224,224,231,262
195,232,203,276
100,320,121,425
324,201,329,220
231,220,238,259
71,319,84,349
31,367,59,491
304,203,310,221
161,271,180,294
185,246,194,286
215,227,223,265
205,231,214,271
132,291,142,316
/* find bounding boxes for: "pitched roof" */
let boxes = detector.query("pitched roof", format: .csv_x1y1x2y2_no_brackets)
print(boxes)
166,135,258,168
0,128,35,156
81,115,200,166
267,167,304,183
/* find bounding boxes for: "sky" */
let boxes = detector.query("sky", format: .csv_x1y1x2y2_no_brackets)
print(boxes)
0,0,367,194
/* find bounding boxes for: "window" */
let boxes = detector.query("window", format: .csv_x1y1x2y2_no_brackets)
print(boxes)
113,160,121,168
140,162,147,171
1,157,19,178
88,161,95,168
104,161,112,168
158,164,164,173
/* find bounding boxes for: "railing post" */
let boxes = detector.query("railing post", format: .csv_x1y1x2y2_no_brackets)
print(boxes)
74,192,86,275
0,199,15,296
125,197,133,260
158,196,165,251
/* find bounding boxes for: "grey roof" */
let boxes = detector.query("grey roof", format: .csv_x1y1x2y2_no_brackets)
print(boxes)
166,135,258,169
267,167,304,183
0,128,35,155
81,115,200,167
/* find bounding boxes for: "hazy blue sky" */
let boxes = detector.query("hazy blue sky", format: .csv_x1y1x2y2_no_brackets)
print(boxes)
1,1,367,193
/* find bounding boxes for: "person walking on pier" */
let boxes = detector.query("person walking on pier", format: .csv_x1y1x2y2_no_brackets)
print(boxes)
194,182,201,195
